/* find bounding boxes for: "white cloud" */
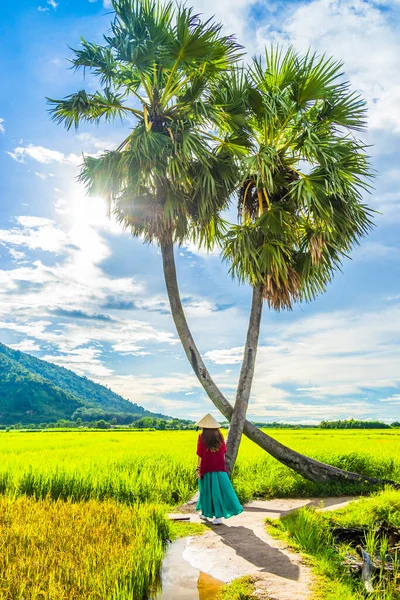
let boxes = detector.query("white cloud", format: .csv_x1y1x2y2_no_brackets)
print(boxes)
42,348,113,378
100,372,202,412
190,0,261,49
370,169,400,223
247,400,379,421
0,320,53,339
0,217,67,253
351,241,400,260
206,304,400,418
184,241,222,258
108,373,200,398
10,339,41,353
8,145,82,166
18,216,53,228
0,263,51,291
47,0,58,8
379,394,400,403
369,86,400,134
111,341,150,356
205,346,243,365
0,118,4,134
8,248,25,261
53,197,68,215
37,6,49,12
75,133,112,152
184,299,219,318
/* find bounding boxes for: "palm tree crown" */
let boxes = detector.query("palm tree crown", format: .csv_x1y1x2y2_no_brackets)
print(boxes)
47,0,244,245
223,47,374,309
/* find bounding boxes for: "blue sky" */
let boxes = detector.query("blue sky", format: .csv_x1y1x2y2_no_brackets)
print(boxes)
1,0,400,423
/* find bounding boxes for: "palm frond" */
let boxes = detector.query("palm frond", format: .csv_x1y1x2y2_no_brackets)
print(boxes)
47,89,141,130
221,44,374,310
70,40,118,86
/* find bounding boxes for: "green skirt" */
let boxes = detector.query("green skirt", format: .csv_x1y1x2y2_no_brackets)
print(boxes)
196,471,243,519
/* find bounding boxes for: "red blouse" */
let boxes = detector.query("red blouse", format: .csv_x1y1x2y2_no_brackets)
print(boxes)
196,434,227,477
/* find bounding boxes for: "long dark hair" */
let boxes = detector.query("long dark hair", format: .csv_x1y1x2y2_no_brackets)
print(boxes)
201,428,224,452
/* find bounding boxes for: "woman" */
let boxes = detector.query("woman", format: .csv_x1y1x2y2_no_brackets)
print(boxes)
195,413,243,525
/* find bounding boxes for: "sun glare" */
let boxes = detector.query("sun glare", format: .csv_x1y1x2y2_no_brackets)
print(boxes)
62,185,122,236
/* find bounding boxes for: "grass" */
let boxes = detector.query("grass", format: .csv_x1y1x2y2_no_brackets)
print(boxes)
267,488,400,599
216,575,260,599
169,519,207,539
0,429,399,505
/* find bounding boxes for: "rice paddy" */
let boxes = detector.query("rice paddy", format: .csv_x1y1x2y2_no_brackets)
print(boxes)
0,429,399,504
0,428,399,598
0,496,169,600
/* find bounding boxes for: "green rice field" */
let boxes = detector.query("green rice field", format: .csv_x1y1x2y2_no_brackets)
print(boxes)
1,429,399,599
1,429,399,504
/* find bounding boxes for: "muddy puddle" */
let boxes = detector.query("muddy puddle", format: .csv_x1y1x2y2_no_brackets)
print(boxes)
152,539,224,600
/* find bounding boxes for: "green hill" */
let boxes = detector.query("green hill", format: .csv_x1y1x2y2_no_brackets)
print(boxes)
0,342,170,425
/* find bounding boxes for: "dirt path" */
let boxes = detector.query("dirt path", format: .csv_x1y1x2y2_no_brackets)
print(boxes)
170,496,356,600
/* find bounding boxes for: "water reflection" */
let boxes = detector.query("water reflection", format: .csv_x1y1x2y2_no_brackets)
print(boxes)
197,571,224,600
154,539,224,600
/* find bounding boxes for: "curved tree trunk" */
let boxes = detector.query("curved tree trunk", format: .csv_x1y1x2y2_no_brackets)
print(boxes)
161,241,399,488
225,284,263,474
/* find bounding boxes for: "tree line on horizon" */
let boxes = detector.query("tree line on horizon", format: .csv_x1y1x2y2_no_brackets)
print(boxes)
1,418,399,431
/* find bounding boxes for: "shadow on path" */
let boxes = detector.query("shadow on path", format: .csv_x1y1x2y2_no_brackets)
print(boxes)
215,524,300,580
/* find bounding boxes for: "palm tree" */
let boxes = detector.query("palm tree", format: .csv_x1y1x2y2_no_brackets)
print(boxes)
158,48,396,488
48,0,243,248
222,46,376,472
48,2,397,489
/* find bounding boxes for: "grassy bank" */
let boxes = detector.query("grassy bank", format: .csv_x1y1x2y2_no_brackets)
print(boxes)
267,489,400,599
217,576,259,599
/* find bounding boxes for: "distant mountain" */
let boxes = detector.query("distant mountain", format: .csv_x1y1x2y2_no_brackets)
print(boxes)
0,342,170,425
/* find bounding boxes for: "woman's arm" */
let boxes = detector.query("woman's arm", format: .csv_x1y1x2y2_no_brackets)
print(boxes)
196,434,203,478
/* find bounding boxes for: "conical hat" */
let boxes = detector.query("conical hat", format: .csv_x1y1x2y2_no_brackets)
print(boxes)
195,413,221,429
